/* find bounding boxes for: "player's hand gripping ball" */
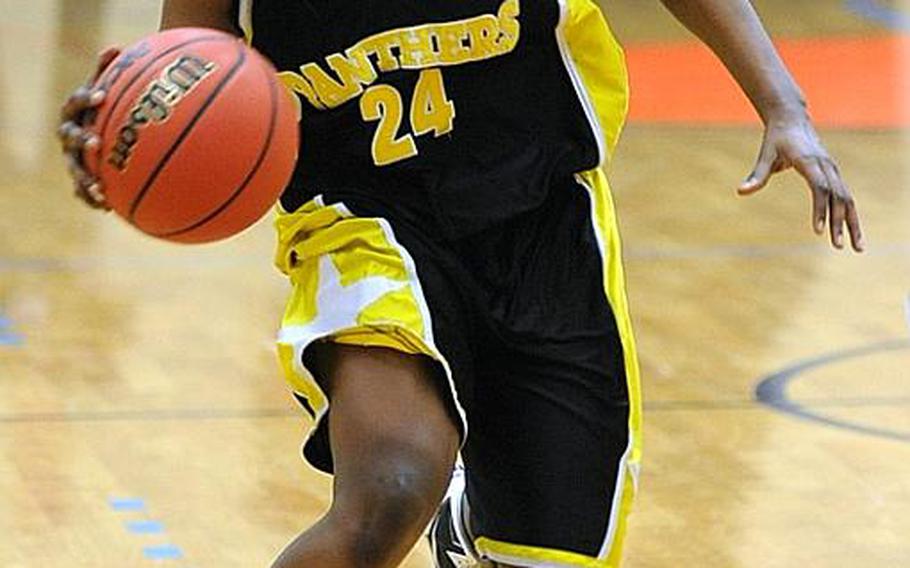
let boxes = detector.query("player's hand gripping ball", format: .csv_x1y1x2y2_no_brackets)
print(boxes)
81,28,298,243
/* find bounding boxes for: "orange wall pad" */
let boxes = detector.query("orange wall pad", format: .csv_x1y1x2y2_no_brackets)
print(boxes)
624,35,910,128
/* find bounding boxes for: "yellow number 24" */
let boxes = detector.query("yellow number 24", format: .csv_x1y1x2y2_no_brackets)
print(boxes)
359,69,455,166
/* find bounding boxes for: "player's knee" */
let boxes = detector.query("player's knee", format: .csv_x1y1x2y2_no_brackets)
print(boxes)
353,478,426,562
335,454,446,566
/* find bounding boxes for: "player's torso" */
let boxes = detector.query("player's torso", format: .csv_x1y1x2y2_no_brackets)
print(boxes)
240,0,626,237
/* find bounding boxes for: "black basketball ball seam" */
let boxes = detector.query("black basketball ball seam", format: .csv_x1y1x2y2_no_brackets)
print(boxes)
153,59,280,239
128,42,247,220
91,34,234,174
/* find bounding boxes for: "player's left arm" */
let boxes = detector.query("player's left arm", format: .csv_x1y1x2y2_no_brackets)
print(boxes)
658,0,864,252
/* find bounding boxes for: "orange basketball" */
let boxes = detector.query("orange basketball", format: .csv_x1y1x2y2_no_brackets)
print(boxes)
85,28,299,243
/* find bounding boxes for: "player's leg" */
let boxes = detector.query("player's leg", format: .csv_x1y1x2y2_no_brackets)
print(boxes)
272,343,459,568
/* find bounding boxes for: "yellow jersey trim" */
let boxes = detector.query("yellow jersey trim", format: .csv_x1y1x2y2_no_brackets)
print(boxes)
556,0,629,164
575,169,643,469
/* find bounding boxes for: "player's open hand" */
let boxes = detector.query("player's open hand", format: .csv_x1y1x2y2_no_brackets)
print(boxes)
57,47,120,211
738,115,864,252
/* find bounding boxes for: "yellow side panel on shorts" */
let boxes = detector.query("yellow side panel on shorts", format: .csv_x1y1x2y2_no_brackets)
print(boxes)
274,198,439,405
280,263,320,328
274,199,345,272
330,219,410,287
561,0,629,158
579,168,643,470
356,285,425,340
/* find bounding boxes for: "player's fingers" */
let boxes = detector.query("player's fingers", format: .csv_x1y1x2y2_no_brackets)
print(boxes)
66,154,93,188
60,87,89,121
792,155,832,236
844,199,864,252
815,158,847,249
828,191,846,249
66,154,107,209
58,122,100,154
812,190,828,235
72,178,109,211
821,158,864,252
61,86,104,121
809,158,837,236
85,182,111,210
75,188,110,210
738,144,777,195
74,184,104,210
93,47,121,81
57,121,78,145
821,159,848,250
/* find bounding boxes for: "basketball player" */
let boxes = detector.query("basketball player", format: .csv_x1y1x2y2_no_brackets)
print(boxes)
59,0,864,566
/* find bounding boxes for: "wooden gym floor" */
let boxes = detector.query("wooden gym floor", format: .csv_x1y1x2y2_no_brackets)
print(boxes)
0,0,907,566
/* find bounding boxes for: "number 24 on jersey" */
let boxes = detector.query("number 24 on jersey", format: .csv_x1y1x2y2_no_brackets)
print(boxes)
359,69,455,166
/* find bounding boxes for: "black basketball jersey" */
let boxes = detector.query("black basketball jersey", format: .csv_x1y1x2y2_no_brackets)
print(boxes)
236,0,629,238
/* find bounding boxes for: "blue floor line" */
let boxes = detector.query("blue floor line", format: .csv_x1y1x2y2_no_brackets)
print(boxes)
142,544,184,560
125,520,165,534
108,497,146,512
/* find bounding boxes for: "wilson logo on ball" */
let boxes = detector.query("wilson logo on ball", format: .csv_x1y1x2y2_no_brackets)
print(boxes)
109,54,217,171
88,28,299,243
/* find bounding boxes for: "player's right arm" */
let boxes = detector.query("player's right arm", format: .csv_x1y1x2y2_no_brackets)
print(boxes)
658,0,864,252
58,0,236,209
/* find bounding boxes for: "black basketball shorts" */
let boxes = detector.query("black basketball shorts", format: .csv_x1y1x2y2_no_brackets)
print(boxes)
273,168,642,567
